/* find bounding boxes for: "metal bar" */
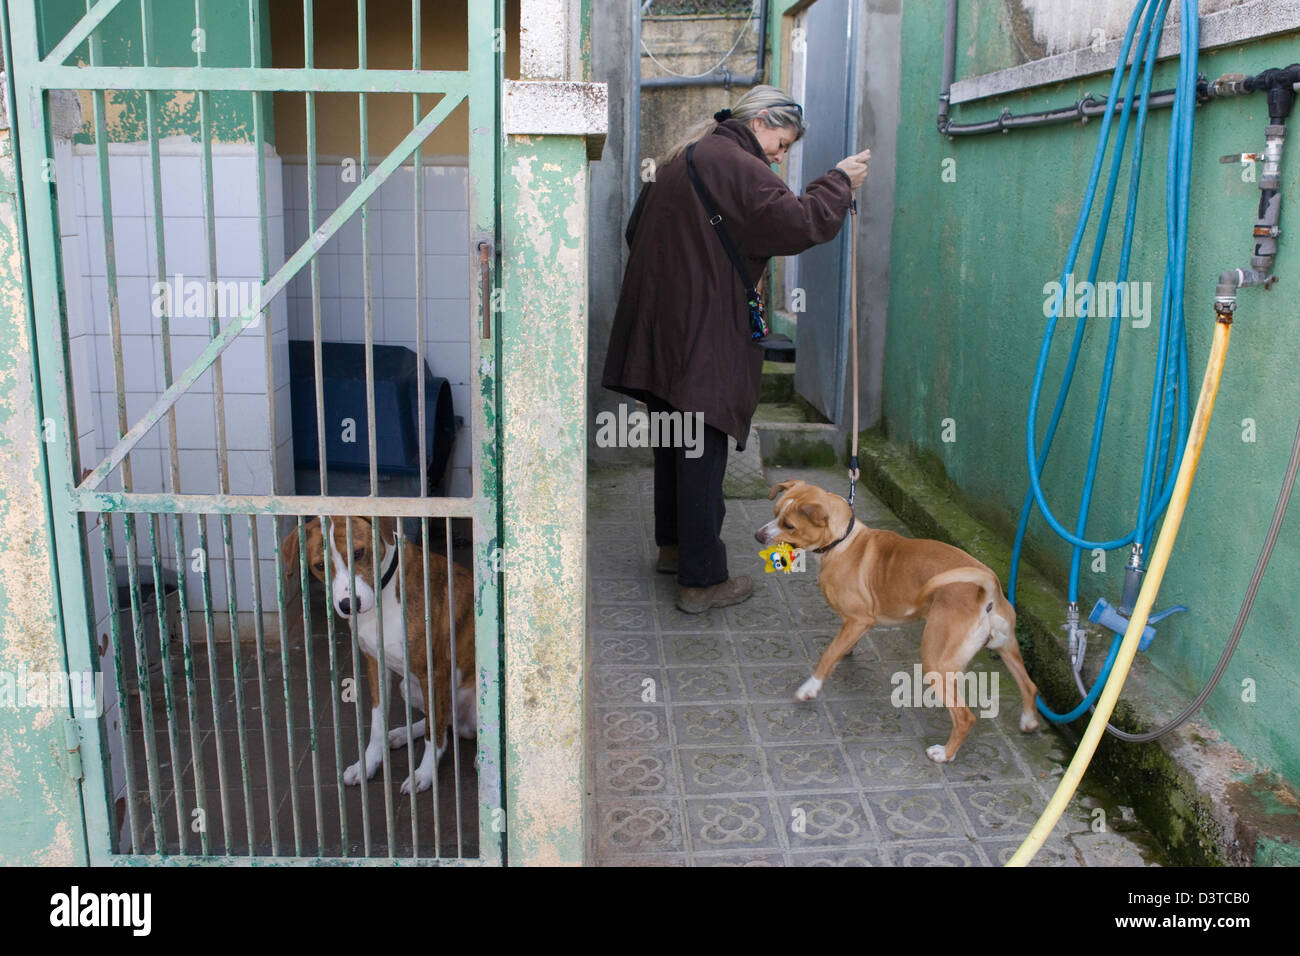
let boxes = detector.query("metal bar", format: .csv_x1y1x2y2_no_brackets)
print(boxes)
194,0,256,853
445,517,463,857
30,66,468,94
195,513,232,851
42,0,123,67
79,90,468,493
103,853,492,867
396,531,417,854
345,519,373,856
146,514,186,853
369,517,397,857
137,0,209,855
413,0,441,857
359,0,378,500
76,491,477,517
421,517,440,853
87,5,168,849
469,0,505,866
99,518,142,852
246,0,281,856
284,516,308,854
305,2,327,504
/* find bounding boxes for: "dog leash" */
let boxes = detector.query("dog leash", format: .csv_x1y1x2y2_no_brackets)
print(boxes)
847,199,860,507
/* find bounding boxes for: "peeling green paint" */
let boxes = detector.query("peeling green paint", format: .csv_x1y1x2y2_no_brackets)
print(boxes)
500,132,587,865
0,108,85,866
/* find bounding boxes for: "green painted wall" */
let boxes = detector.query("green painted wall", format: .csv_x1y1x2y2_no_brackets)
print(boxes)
885,3,1299,786
38,0,273,144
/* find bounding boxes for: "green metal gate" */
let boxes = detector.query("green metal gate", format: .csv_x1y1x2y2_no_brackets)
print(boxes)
4,0,504,864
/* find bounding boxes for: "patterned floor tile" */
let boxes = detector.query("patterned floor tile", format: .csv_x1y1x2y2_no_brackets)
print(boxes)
763,743,854,792
592,632,661,666
939,733,1031,784
594,749,678,798
684,796,782,853
776,792,876,850
846,738,947,790
952,782,1042,839
669,703,754,747
890,839,985,867
725,600,795,631
692,851,786,867
589,667,665,707
592,577,653,605
657,602,728,631
661,632,734,666
678,747,766,795
594,706,668,751
983,837,1079,867
739,664,807,700
751,700,837,743
863,787,968,843
598,799,685,854
592,604,655,632
789,846,890,866
666,665,741,703
732,632,809,664
824,696,913,739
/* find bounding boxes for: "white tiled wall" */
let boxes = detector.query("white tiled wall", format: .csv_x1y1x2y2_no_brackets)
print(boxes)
63,140,294,748
281,163,473,498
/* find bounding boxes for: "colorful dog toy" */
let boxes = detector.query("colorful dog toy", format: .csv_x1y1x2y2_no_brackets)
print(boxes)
759,542,800,573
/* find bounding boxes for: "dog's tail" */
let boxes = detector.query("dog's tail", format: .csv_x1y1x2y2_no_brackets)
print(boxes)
917,566,1003,614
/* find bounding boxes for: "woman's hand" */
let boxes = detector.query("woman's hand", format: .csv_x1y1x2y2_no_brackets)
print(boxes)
836,148,871,190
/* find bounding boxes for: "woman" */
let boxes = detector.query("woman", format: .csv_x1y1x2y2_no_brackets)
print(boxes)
603,85,870,614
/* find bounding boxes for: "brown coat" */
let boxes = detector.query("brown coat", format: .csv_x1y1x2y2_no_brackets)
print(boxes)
602,119,852,448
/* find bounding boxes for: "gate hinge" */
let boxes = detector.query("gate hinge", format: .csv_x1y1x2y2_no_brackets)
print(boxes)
63,718,84,782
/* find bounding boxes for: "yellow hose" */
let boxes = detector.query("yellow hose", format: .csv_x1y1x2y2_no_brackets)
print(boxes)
1006,318,1232,867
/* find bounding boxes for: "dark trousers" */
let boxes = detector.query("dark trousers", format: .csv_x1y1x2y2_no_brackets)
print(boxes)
646,396,730,588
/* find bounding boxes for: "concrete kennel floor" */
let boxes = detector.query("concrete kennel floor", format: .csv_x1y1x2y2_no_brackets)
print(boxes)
122,583,479,860
587,462,1167,867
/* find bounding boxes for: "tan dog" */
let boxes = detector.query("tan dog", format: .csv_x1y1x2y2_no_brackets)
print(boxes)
755,479,1038,762
280,516,475,794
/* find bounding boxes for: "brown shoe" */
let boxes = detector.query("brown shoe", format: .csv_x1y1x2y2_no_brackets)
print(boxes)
656,545,679,574
676,575,754,614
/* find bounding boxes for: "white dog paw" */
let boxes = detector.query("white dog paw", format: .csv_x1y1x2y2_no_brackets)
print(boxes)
1020,712,1040,733
343,760,366,786
400,768,434,795
925,744,950,763
794,676,823,701
388,720,425,749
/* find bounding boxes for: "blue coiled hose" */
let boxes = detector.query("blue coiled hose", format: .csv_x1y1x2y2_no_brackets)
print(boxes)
1003,0,1199,723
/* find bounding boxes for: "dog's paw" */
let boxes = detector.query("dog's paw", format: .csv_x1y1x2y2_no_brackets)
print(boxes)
1019,711,1040,733
388,720,426,750
925,744,950,763
400,768,434,795
343,760,366,785
794,676,823,701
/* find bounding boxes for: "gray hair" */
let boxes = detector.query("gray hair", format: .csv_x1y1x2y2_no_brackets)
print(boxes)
660,85,806,166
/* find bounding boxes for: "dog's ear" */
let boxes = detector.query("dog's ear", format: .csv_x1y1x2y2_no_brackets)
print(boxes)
280,516,320,579
799,502,829,527
769,479,804,500
376,516,398,548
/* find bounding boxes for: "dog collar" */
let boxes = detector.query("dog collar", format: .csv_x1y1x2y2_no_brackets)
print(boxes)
813,513,856,554
378,538,400,591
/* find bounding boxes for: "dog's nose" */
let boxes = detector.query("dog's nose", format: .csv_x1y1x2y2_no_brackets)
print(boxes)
338,597,352,616
754,529,765,544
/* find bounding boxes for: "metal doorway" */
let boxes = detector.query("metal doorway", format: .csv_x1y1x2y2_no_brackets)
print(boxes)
4,0,503,864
